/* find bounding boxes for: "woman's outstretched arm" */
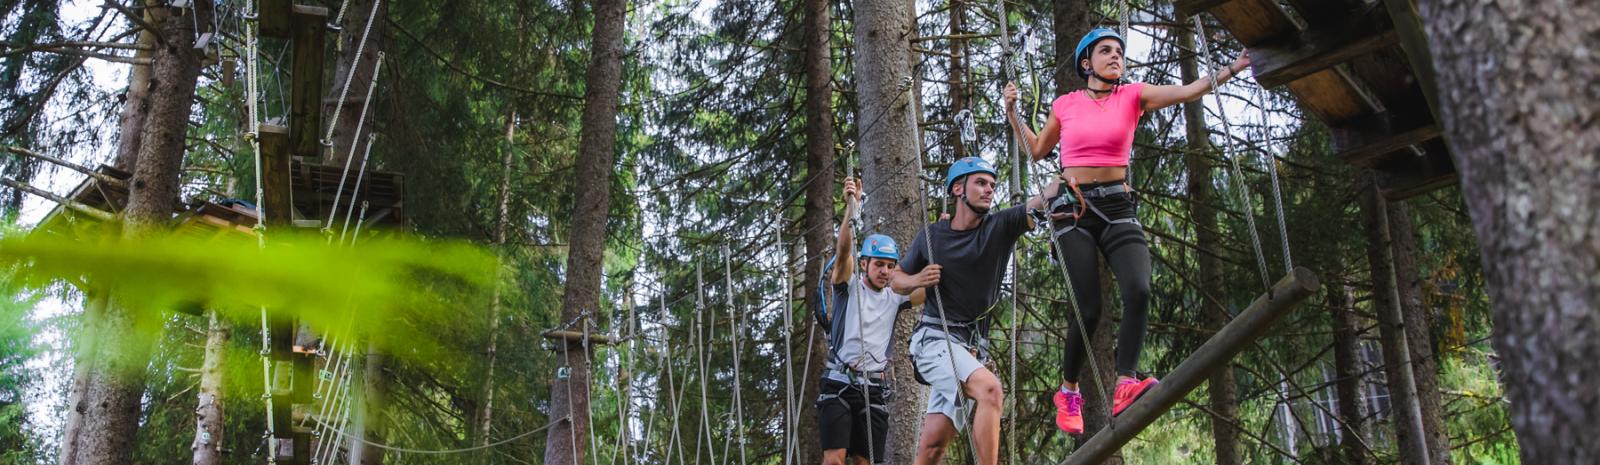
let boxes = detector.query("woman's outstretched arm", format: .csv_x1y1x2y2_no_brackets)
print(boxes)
1139,52,1251,112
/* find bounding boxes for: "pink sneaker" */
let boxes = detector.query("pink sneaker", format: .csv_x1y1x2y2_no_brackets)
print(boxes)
1112,377,1158,416
1053,389,1084,435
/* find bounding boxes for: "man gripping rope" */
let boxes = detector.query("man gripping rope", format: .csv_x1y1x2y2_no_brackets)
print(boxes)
895,157,1048,465
815,176,932,465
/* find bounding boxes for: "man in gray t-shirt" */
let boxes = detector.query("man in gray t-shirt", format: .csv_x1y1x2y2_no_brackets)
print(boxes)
892,157,1045,465
816,177,933,465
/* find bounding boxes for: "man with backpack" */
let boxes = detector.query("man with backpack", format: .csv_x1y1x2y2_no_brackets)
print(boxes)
815,176,935,465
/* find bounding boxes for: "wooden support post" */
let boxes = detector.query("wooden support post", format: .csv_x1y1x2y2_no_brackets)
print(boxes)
288,6,327,158
258,0,292,38
1174,0,1234,18
260,124,294,356
1061,268,1320,465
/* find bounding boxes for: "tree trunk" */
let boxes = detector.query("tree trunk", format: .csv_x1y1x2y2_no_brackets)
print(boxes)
542,0,624,463
191,311,229,465
1328,284,1371,465
799,0,837,459
1178,23,1240,465
62,3,204,464
1051,0,1090,96
476,113,516,452
112,24,156,171
1387,200,1452,464
353,343,389,465
1360,173,1433,465
852,0,924,462
325,0,387,165
947,0,967,159
57,292,107,465
1412,1,1600,460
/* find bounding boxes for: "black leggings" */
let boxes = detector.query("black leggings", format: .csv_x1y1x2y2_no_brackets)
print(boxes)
1051,186,1151,382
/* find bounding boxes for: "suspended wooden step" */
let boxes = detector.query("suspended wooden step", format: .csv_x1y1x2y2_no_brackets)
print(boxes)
1177,0,1456,199
1061,268,1320,465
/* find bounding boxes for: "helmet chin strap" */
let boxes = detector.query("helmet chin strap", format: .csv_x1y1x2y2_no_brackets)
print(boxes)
959,193,991,215
1088,70,1122,89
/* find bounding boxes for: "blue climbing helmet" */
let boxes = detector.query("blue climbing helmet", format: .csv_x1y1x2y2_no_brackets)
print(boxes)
944,156,999,195
1073,28,1125,79
859,234,900,261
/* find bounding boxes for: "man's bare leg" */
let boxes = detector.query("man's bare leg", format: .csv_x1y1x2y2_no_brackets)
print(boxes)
963,368,1004,465
821,449,846,465
851,455,871,465
913,413,957,465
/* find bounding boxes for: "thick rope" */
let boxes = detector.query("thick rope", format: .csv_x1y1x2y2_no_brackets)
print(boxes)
324,52,384,237
243,1,277,459
337,132,378,245
321,0,383,146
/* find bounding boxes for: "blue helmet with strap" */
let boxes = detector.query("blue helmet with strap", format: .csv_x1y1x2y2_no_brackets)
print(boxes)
1073,28,1125,80
859,234,900,261
944,156,998,195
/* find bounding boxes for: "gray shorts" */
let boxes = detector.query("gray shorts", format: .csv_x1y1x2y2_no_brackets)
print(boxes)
910,326,987,432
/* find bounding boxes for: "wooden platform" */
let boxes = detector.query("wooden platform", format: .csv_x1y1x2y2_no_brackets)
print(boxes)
34,164,133,237
1179,0,1454,199
290,157,407,230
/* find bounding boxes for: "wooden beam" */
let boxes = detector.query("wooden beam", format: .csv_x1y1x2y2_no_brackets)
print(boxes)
0,179,115,221
1174,0,1233,18
1333,110,1441,165
258,0,293,38
1281,0,1368,28
1250,6,1397,88
2,145,127,189
1381,0,1445,131
259,125,294,227
1207,0,1297,46
1284,67,1385,123
1376,139,1457,199
1062,268,1321,465
288,5,327,158
542,330,617,345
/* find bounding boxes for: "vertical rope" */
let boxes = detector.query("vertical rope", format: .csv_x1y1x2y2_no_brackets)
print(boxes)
324,53,384,237
774,216,795,465
721,244,747,465
1193,16,1273,292
321,0,383,145
243,1,277,459
693,262,717,465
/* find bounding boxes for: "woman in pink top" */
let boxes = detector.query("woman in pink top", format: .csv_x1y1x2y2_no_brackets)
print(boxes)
1002,27,1249,435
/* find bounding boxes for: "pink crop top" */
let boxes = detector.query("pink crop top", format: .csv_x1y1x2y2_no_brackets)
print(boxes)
1051,82,1145,167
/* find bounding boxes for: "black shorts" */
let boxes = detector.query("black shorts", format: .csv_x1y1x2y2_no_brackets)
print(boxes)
816,378,889,462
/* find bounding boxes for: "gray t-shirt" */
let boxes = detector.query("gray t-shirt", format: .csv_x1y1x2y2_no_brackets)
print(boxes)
826,278,911,377
899,205,1030,327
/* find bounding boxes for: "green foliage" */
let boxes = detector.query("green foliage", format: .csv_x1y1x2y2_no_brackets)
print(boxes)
0,278,43,465
0,230,497,365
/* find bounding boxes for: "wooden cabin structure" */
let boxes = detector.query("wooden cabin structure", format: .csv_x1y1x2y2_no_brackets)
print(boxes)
1178,0,1453,199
